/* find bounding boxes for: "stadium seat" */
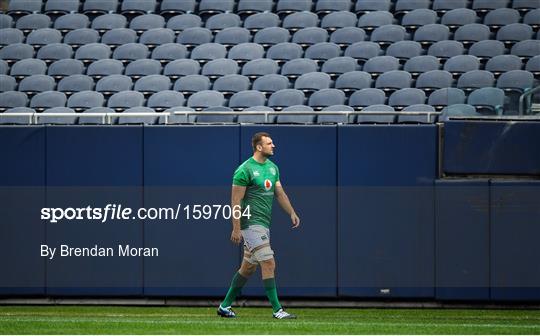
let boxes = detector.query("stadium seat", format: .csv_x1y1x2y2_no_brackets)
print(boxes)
357,104,395,123
355,0,391,14
160,0,196,17
483,8,520,29
130,15,167,34
190,42,227,64
213,74,251,96
83,0,119,15
349,88,386,110
444,55,481,77
0,91,28,112
162,106,193,124
54,13,90,34
344,42,381,63
414,24,450,47
496,24,534,46
101,28,137,47
486,55,523,77
241,58,279,79
15,14,51,34
321,11,358,31
268,89,305,110
511,40,540,61
375,70,412,92
96,75,133,96
468,40,506,63
525,55,540,77
57,75,94,95
118,107,158,125
457,70,495,92
318,104,353,123
67,90,105,112
281,58,318,79
315,0,352,15
0,14,13,29
292,27,329,47
177,27,213,47
201,58,239,78
228,43,265,64
282,11,318,31
151,43,188,63
237,0,274,16
87,59,124,79
433,0,468,15
357,11,394,32
428,40,464,61
308,88,346,110
401,9,438,30
0,75,16,92
0,28,24,46
513,0,540,13
404,55,440,78
91,14,127,33
174,75,211,95
394,0,431,16
39,107,77,125
167,14,202,32
147,90,185,112
388,88,426,110
0,44,34,64
26,28,62,47
236,105,273,123
276,0,313,16
305,42,341,64
497,70,535,114
228,90,267,110
108,90,145,112
428,87,466,110
363,55,400,77
48,59,84,80
205,13,241,32
335,71,372,93
121,0,157,16
198,0,235,16
36,43,73,64
125,59,163,79
254,27,291,47
1,107,35,125
330,27,366,47
74,43,111,64
140,28,177,48
441,9,478,30
187,90,225,110
399,104,436,123
439,104,480,121
294,72,331,93
18,75,56,96
112,43,149,64
7,0,43,16
386,41,422,63
0,60,8,75
244,12,281,32
454,24,491,47
164,59,201,79
370,24,407,47
215,27,251,47
134,75,171,96
30,91,67,112
10,59,47,80
64,28,100,48
252,74,290,95
523,9,540,30
45,0,80,15
467,87,505,115
276,105,315,124
322,56,358,79
472,0,510,15
79,106,115,125
266,42,304,64
194,106,235,123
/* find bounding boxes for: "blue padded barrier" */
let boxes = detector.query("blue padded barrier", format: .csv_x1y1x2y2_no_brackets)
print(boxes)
490,180,540,301
0,127,46,295
143,125,241,296
338,125,438,298
435,179,490,300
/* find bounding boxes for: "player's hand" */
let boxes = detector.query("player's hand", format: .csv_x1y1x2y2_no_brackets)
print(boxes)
290,212,300,228
230,229,242,245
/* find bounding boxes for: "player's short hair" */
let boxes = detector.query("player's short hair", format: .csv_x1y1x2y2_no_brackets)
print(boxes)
252,132,270,152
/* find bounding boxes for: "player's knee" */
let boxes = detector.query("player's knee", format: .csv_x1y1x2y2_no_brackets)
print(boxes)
260,258,275,272
239,262,257,276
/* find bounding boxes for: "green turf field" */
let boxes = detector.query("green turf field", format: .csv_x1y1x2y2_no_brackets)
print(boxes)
0,305,539,334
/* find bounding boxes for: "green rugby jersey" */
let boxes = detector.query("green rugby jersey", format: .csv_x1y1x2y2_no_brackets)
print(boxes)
232,157,280,229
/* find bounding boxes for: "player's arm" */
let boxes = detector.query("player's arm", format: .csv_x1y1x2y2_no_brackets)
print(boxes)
230,185,246,245
275,181,300,228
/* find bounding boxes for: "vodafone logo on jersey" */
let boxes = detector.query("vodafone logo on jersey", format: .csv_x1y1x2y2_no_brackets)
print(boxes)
264,179,272,191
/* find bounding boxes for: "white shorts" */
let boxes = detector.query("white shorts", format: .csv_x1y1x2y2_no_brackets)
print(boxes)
241,225,274,264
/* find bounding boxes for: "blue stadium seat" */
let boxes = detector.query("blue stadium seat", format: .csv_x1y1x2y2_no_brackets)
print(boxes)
45,0,80,15
370,24,407,47
414,24,450,47
48,59,84,80
468,40,506,63
472,0,510,15
18,75,56,96
276,0,313,16
330,27,366,47
173,75,211,95
96,75,133,96
254,27,291,47
454,24,491,47
268,89,305,110
26,28,62,47
457,70,496,93
10,59,47,79
7,0,43,16
228,90,267,110
176,27,213,47
363,55,400,77
322,56,358,79
292,27,329,47
108,90,145,112
213,74,251,96
399,104,436,123
0,75,16,92
147,90,185,112
241,58,279,79
277,105,315,124
198,0,235,16
321,11,358,31
357,104,395,123
349,88,386,110
511,40,540,61
305,42,341,64
237,105,273,123
161,106,193,124
0,28,23,46
523,9,540,30
315,0,352,15
496,23,534,46
443,55,480,77
160,0,196,17
54,13,90,33
151,43,188,63
252,74,290,95
39,107,77,125
439,104,479,121
355,0,391,14
57,75,94,95
139,28,176,48
74,43,111,64
87,59,124,79
1,107,35,125
294,72,331,93
428,87,466,111
83,0,119,15
375,70,412,92
394,0,431,17
486,55,523,77
335,71,372,93
525,55,540,77
401,9,438,30
0,60,8,75
36,43,73,64
266,42,304,64
386,41,422,63
167,14,202,32
118,107,158,125
357,11,394,32
513,0,540,13
0,14,13,29
404,55,440,78
201,58,239,79
164,59,201,79
187,90,225,110
101,28,137,47
244,12,281,32
344,42,381,63
281,58,318,79
79,106,115,125
433,0,468,15
205,13,241,32
388,88,426,110
15,14,51,34
483,8,520,29
308,88,346,110
125,59,163,79
134,75,171,96
428,40,464,61
30,91,67,112
64,28,100,48
0,91,28,112
0,44,34,64
67,90,104,112
441,8,478,30
215,27,251,47
496,70,535,114
91,14,127,33
282,11,318,31
237,0,274,16
318,104,353,124
191,43,228,63
467,87,505,115
112,43,149,64
121,0,157,16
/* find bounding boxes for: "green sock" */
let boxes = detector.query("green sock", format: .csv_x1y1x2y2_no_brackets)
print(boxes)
263,278,282,313
221,272,248,308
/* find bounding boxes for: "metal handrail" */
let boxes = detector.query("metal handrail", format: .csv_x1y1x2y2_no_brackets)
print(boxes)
519,86,540,116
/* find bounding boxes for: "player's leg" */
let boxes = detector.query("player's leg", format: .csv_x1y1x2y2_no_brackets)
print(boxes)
259,256,296,319
218,249,257,317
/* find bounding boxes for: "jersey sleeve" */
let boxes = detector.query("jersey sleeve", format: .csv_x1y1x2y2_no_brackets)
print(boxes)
232,166,250,186
275,164,280,182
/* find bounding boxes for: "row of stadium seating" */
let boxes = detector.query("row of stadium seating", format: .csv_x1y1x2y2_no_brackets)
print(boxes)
3,0,539,18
